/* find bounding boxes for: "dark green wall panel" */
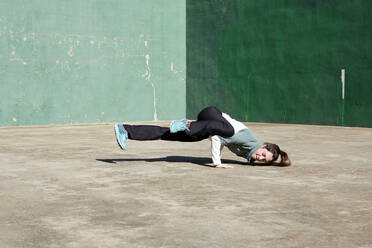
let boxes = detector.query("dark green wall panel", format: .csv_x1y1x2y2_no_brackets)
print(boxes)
186,0,372,127
186,0,234,118
341,1,372,127
0,0,186,126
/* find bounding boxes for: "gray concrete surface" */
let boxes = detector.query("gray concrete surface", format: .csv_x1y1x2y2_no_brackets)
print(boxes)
0,122,371,248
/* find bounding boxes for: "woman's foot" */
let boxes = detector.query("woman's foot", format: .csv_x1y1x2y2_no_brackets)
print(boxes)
114,124,128,150
170,119,190,133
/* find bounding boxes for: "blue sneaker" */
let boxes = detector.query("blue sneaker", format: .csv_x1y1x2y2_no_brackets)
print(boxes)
170,119,189,133
114,124,128,150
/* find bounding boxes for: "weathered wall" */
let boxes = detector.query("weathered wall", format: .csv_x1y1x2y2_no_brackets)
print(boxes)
186,0,372,127
0,0,186,126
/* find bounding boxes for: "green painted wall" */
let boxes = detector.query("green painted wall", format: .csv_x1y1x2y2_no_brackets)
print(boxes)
0,0,186,126
186,0,372,127
2,1,371,127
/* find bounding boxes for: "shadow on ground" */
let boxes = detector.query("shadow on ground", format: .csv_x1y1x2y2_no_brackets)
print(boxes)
96,156,253,167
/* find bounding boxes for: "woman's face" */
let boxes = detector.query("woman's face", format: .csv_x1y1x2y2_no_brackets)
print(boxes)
252,147,274,162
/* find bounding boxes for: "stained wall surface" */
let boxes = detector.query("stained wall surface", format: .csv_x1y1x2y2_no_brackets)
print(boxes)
0,0,186,126
186,0,372,127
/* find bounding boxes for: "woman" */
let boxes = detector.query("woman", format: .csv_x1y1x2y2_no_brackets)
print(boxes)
114,106,291,168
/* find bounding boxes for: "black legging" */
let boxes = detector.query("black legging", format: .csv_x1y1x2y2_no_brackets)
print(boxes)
124,106,234,142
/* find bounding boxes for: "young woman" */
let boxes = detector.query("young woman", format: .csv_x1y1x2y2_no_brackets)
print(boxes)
114,106,291,168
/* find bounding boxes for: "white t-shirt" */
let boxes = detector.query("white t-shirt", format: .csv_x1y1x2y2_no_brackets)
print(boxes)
210,113,248,165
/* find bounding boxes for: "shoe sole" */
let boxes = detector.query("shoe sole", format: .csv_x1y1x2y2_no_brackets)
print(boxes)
114,124,126,150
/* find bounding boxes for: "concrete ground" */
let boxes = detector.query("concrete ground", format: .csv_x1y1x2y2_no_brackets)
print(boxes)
0,122,371,248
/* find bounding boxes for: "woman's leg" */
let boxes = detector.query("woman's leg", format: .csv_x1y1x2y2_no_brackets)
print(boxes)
196,106,223,121
122,106,233,144
124,124,169,140
186,106,234,138
124,124,202,142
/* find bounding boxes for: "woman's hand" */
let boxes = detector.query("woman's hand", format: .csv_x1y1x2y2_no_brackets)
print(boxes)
215,164,234,169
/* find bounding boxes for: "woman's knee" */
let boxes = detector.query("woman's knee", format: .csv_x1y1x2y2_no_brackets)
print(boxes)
197,106,222,121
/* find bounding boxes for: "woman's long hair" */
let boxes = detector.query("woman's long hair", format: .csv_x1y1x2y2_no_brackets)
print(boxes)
264,142,291,166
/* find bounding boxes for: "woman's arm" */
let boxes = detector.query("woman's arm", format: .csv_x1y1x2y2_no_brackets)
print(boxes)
211,135,222,165
211,136,234,168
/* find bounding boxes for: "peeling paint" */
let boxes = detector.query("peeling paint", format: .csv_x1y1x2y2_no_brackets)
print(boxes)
144,54,158,121
170,61,183,74
61,60,71,72
67,45,74,57
9,46,27,64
